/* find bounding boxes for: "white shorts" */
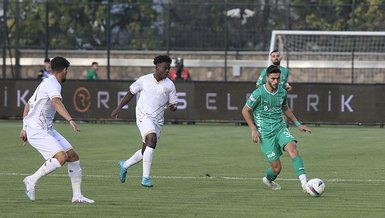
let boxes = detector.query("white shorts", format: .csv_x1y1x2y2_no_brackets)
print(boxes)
137,117,162,143
26,126,73,160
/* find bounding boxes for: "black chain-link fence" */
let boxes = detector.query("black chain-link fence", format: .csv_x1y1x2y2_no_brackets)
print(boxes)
3,0,385,51
1,0,385,82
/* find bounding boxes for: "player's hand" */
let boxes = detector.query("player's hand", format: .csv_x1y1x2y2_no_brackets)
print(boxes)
286,84,292,92
298,125,311,133
20,129,28,146
251,129,260,143
111,108,121,119
168,103,177,111
69,120,80,132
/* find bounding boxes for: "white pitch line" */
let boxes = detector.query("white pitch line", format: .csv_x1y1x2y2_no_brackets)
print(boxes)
1,172,385,183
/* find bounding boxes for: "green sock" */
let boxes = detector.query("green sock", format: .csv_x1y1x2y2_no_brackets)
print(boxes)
292,156,306,176
266,167,278,181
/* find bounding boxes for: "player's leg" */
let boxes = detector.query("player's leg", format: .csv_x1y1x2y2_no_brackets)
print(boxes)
122,148,143,169
278,128,307,192
284,142,307,192
260,136,282,190
262,159,282,190
118,147,143,183
53,130,94,203
137,118,161,187
23,128,65,201
66,149,94,203
141,133,157,187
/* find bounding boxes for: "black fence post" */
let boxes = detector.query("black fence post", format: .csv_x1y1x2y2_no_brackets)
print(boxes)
224,0,228,81
1,0,7,79
107,0,111,80
45,0,49,59
15,0,20,79
351,0,356,84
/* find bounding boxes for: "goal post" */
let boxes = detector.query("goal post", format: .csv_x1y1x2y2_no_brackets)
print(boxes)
269,30,385,83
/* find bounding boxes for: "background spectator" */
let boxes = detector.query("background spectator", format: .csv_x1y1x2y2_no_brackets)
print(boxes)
85,62,99,80
169,58,191,81
37,58,51,80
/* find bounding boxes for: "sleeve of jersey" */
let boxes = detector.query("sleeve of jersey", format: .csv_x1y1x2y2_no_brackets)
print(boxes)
246,89,260,109
282,90,288,106
168,83,178,105
256,70,266,85
129,77,143,95
46,80,62,100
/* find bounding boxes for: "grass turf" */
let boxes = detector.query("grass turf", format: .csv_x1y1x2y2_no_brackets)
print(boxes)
0,120,384,217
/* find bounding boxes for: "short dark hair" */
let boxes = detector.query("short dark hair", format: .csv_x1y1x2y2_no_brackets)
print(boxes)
50,56,70,72
92,62,98,65
266,65,281,76
153,55,172,65
44,58,50,63
270,49,279,55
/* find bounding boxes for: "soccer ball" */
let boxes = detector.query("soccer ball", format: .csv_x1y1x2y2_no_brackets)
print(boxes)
306,178,325,197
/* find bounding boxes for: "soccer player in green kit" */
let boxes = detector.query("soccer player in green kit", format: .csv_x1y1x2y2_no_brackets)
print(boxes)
256,49,292,92
242,65,311,192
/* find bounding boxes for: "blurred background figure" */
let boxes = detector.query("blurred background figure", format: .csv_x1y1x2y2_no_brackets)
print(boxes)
169,57,191,81
37,58,51,80
85,62,99,80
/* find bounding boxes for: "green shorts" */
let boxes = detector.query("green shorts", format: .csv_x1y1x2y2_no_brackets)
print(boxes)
259,127,297,163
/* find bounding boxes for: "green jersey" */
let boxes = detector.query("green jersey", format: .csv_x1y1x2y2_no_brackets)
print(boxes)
256,66,289,89
86,69,99,80
246,85,287,138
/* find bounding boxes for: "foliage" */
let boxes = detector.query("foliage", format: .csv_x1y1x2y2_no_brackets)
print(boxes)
2,0,385,51
4,0,161,50
289,0,385,31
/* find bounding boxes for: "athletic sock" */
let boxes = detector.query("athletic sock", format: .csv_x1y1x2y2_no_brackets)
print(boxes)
299,174,307,187
123,149,143,168
29,158,61,184
291,156,306,176
266,167,278,181
68,160,82,198
292,156,307,187
142,147,154,178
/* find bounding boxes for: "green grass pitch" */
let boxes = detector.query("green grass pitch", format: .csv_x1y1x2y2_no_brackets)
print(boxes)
0,120,384,217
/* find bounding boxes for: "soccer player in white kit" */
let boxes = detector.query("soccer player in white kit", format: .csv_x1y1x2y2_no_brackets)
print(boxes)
111,55,178,187
19,56,94,203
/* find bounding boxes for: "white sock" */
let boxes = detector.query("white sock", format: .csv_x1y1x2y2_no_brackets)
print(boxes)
299,174,307,187
123,149,143,168
68,160,82,198
30,158,61,184
142,147,154,178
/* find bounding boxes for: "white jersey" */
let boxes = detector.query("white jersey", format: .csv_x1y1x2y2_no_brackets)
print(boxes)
130,73,177,126
23,75,62,130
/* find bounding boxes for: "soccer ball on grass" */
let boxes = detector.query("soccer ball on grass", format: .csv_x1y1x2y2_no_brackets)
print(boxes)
306,178,325,197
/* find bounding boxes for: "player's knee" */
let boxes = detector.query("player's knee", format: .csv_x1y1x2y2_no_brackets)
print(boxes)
272,165,281,174
285,142,299,157
145,134,157,149
146,141,157,149
54,151,67,165
67,150,79,162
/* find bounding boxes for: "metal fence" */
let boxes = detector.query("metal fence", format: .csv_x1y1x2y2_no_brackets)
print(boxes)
3,0,385,51
1,0,385,82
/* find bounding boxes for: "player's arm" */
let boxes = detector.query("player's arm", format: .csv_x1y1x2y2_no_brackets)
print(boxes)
242,105,260,143
167,103,177,111
285,82,292,92
256,70,266,88
111,91,135,119
167,84,178,112
282,105,311,133
51,97,80,132
285,69,292,92
20,102,30,145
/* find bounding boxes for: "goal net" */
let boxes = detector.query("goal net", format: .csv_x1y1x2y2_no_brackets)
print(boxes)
269,30,385,84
